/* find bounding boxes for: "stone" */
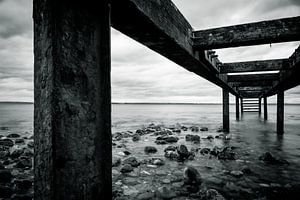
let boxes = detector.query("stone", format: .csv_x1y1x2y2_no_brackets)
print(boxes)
241,166,252,174
162,178,171,184
155,186,177,199
177,145,190,160
200,127,208,131
123,157,140,167
218,147,236,160
123,150,131,156
144,146,158,154
155,136,178,144
206,135,214,139
0,185,12,198
190,126,199,132
181,126,188,131
200,148,211,155
0,139,14,147
206,189,226,200
164,151,179,160
185,134,200,143
0,169,13,183
15,157,32,169
165,136,179,143
15,138,25,144
230,170,244,177
151,158,165,166
120,164,134,173
136,191,155,200
112,157,121,167
183,166,202,185
132,134,141,142
7,133,20,138
10,148,24,159
27,141,34,148
259,152,289,165
164,146,176,152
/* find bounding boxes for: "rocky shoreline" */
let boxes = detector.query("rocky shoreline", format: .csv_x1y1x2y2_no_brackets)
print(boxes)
0,123,299,199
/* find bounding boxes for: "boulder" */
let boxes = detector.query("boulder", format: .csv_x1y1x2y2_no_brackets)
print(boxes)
206,189,226,200
186,134,200,143
190,126,199,132
132,134,141,142
15,139,25,144
177,145,190,160
144,146,158,154
151,158,165,166
155,136,178,144
218,147,236,160
241,166,252,174
183,166,202,185
200,148,211,155
206,135,214,140
0,139,14,147
200,127,208,131
164,151,179,160
164,146,176,152
259,152,289,165
7,133,20,138
123,157,140,167
112,157,121,167
27,141,34,148
120,164,133,173
181,126,188,131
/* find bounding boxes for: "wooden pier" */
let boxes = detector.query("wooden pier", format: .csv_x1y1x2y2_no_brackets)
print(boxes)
33,0,300,199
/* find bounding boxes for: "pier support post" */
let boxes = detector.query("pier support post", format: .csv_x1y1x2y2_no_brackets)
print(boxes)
236,96,239,120
223,89,230,132
264,97,268,120
277,91,284,134
241,98,244,114
258,98,262,115
34,1,112,199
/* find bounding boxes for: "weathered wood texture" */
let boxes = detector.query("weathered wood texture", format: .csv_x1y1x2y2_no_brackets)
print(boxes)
265,46,300,96
220,59,290,73
277,91,284,134
241,98,244,113
229,80,276,87
236,96,239,120
34,1,112,199
228,74,279,82
110,0,238,95
238,91,263,98
237,86,272,91
192,16,300,49
223,89,230,132
264,97,268,120
258,98,262,114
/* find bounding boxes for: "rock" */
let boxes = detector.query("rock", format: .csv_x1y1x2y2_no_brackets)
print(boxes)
123,187,139,196
206,189,226,200
27,141,34,148
185,134,200,143
112,157,121,167
165,136,179,143
259,152,289,165
136,191,155,200
123,150,131,156
155,187,177,199
177,145,190,161
241,166,252,174
0,127,9,130
7,133,20,138
200,127,208,131
22,148,34,157
210,146,221,156
190,126,199,132
183,166,202,185
120,164,133,173
164,151,179,160
218,147,236,160
0,138,14,147
230,171,244,178
162,178,171,184
206,135,214,139
155,136,178,144
112,132,123,141
132,134,141,142
15,138,25,144
164,146,176,152
151,158,165,166
123,157,140,167
172,128,181,133
10,148,24,159
0,169,13,183
0,185,12,198
181,126,188,131
200,148,211,155
144,146,158,154
15,157,32,169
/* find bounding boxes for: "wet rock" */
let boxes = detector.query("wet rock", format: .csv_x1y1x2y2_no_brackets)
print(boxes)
112,132,123,141
123,150,131,156
155,136,178,144
23,148,34,157
153,130,172,136
177,145,190,160
10,148,24,159
200,127,208,131
0,169,13,183
200,148,211,155
15,157,32,169
210,146,221,156
230,171,244,178
206,135,214,140
132,134,141,142
123,157,140,167
164,151,179,160
218,147,236,160
164,146,177,152
120,164,134,173
151,158,165,166
181,126,188,131
144,146,157,154
206,189,226,200
136,191,155,200
112,157,121,167
259,152,289,165
0,185,12,198
0,138,14,147
241,166,252,174
15,138,25,144
27,141,34,148
7,133,20,138
165,136,179,143
0,147,10,158
185,134,200,143
183,166,202,185
190,126,199,132
172,128,181,133
155,186,177,199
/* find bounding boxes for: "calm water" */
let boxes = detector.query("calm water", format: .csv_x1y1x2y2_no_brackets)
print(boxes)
1,103,300,199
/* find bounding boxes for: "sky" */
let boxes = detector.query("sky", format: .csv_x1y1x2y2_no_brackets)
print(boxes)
0,0,299,103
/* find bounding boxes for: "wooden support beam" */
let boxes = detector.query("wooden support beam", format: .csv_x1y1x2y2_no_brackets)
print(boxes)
34,1,112,199
111,0,238,96
228,73,279,82
258,98,262,115
229,80,275,87
238,86,272,91
236,96,239,120
277,91,284,134
241,98,244,114
223,89,230,132
220,59,290,73
238,91,264,98
192,16,300,49
264,97,268,120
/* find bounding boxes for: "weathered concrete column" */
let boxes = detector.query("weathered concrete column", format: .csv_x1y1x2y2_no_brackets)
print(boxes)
277,91,284,134
258,98,262,115
223,89,230,132
241,98,244,114
34,1,112,199
235,96,239,120
264,97,268,120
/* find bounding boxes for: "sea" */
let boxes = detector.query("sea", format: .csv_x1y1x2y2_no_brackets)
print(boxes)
1,102,300,199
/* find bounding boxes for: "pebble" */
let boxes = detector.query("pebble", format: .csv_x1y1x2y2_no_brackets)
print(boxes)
144,146,158,154
7,133,21,138
183,166,202,185
230,170,244,177
162,178,171,184
123,157,140,167
120,164,134,173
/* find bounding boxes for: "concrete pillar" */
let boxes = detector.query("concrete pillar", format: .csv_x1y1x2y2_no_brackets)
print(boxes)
235,96,239,120
258,98,262,115
223,89,230,132
241,98,244,114
277,91,284,134
34,1,112,199
264,97,268,120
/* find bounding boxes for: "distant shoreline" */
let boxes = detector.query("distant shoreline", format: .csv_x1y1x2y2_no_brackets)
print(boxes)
1,102,300,105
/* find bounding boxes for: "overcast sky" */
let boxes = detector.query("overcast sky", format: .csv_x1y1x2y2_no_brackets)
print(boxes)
0,0,299,103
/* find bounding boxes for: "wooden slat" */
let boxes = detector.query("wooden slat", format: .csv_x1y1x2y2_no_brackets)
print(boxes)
228,74,279,82
192,16,300,49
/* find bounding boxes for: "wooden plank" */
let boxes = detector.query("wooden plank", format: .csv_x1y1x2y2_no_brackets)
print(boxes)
110,0,238,96
33,1,112,199
223,89,230,132
220,59,290,73
228,74,279,82
277,91,284,134
236,96,239,120
229,80,275,87
264,97,268,120
238,86,272,91
192,16,300,49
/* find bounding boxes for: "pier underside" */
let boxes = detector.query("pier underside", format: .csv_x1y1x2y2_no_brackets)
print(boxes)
33,0,300,199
